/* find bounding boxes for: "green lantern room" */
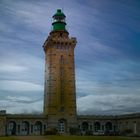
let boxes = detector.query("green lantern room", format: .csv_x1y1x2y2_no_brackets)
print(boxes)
52,9,67,31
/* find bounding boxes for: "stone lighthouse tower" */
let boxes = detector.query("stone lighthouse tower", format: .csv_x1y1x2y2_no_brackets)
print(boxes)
43,9,77,133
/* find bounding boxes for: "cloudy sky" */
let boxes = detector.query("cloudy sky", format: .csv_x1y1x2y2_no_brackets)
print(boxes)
0,0,140,115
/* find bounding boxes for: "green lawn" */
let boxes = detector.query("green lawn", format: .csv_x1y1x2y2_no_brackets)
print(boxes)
0,137,16,140
46,136,140,140
0,136,139,140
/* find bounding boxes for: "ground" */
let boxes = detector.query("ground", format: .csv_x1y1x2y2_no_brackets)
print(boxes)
0,136,140,140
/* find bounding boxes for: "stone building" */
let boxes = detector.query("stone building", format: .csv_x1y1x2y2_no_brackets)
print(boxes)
0,9,140,136
43,9,77,132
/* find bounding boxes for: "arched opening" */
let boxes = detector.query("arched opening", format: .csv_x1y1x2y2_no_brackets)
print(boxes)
7,121,16,135
94,122,101,132
82,122,89,131
58,119,67,134
34,121,42,135
105,122,112,132
21,121,30,135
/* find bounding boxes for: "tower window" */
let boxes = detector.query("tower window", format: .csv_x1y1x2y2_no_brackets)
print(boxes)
60,33,63,37
60,55,64,64
60,106,65,112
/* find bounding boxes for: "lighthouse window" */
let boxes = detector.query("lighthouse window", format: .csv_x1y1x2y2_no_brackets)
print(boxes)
60,55,64,64
60,33,62,37
60,106,65,112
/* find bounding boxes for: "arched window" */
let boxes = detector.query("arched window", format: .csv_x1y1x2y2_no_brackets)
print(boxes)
94,122,101,132
34,121,42,135
21,121,30,135
7,121,16,135
105,122,112,132
82,122,89,131
58,119,67,133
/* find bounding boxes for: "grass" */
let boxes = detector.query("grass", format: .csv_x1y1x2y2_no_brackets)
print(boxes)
0,137,16,140
46,136,140,140
0,136,139,140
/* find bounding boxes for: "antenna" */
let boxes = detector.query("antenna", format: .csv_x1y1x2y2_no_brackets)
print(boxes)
62,7,64,12
62,0,64,12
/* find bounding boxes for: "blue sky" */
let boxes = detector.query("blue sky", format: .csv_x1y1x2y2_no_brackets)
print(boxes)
0,0,140,115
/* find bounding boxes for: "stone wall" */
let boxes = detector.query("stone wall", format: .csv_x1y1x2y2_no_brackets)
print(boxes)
117,113,140,135
0,115,6,136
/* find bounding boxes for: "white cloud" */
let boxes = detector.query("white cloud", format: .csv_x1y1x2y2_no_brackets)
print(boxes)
77,94,140,115
0,64,27,73
0,80,43,91
0,51,44,84
6,96,32,102
0,99,43,114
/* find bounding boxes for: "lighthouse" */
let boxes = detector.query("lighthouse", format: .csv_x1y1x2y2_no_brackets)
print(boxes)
43,9,77,133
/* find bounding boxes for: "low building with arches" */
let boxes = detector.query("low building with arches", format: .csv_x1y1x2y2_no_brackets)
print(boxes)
5,114,47,136
77,114,140,136
0,111,140,136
